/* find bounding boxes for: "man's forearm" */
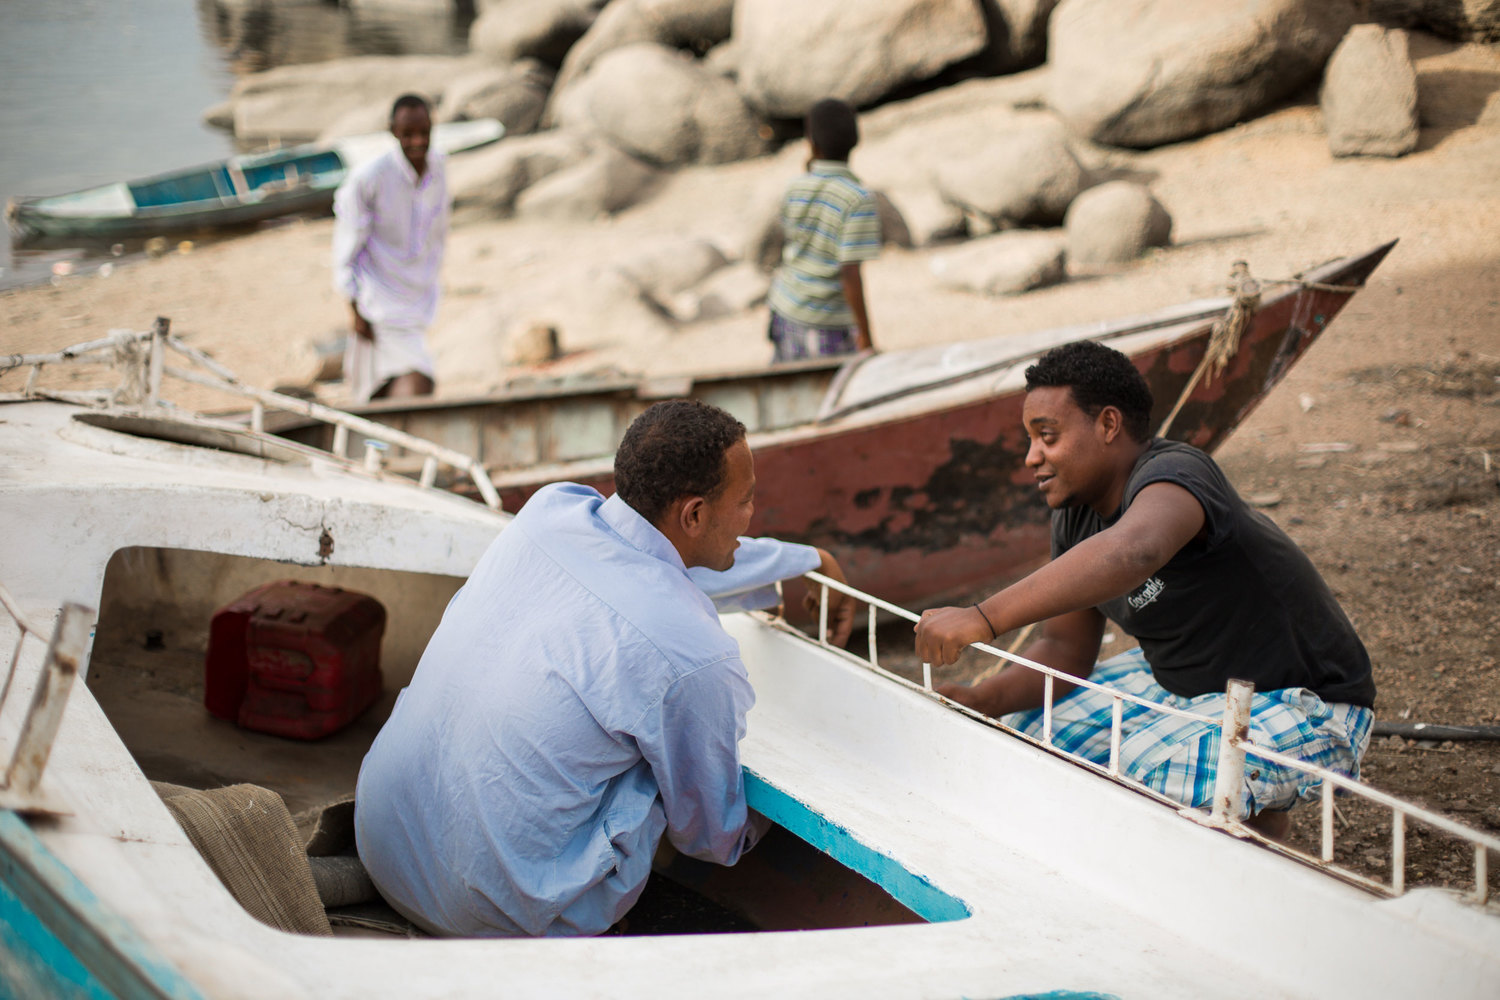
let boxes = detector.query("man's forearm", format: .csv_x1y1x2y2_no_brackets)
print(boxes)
942,636,1089,716
840,263,872,350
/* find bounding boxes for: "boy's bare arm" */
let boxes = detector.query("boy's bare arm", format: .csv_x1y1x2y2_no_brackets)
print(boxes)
840,263,872,351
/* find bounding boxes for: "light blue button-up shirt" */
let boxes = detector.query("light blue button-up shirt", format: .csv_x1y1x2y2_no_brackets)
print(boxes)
354,482,820,937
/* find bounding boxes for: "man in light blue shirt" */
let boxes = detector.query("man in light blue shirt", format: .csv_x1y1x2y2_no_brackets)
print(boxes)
355,400,854,936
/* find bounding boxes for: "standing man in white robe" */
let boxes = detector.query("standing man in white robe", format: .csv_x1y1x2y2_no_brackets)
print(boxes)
332,93,446,402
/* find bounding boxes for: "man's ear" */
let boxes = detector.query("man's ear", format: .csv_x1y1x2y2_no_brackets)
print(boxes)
1097,405,1124,444
677,495,707,538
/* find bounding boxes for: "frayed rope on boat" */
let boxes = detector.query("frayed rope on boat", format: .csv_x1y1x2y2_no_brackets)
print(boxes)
1157,264,1362,439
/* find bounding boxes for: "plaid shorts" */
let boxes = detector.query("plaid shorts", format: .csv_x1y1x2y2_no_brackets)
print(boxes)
1004,648,1373,817
768,313,857,362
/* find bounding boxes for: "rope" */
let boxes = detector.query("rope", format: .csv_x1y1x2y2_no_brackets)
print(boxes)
1157,261,1260,439
1157,267,1367,439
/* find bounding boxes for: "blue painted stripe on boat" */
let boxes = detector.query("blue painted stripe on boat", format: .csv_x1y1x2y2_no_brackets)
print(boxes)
0,872,116,1000
743,771,971,923
0,810,208,1000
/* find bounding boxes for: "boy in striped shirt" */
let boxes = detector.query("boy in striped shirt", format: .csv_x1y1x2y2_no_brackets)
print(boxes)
766,98,881,361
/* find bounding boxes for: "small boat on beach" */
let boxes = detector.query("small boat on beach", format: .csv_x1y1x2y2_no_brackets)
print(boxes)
4,118,503,243
274,241,1397,608
1,326,1498,998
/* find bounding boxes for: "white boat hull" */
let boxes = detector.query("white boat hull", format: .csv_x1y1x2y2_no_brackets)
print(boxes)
3,397,1498,999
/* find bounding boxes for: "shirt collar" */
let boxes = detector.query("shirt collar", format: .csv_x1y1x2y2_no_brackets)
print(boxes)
391,147,441,188
600,493,687,573
809,159,857,180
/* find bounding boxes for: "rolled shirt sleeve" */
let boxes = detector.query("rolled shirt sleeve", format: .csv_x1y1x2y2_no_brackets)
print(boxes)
688,536,822,613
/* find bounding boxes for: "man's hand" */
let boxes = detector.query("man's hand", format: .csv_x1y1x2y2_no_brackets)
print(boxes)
803,548,856,647
934,680,988,712
350,304,373,342
914,605,993,668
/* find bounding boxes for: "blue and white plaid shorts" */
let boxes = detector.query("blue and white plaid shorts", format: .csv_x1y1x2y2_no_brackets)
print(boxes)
1004,648,1373,818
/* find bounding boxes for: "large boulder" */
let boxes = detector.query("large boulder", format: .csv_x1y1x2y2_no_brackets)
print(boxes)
448,130,595,215
316,102,394,143
929,230,1068,296
931,117,1085,228
668,262,773,323
975,0,1063,72
617,238,731,302
854,82,1052,245
733,0,989,118
553,44,770,166
1320,25,1420,157
469,0,604,65
550,0,735,102
885,188,967,247
225,55,473,141
438,60,555,135
1369,0,1500,42
513,144,662,220
1064,181,1172,265
1048,0,1358,149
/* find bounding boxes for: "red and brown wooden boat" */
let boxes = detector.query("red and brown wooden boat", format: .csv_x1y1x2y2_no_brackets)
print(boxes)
275,241,1394,608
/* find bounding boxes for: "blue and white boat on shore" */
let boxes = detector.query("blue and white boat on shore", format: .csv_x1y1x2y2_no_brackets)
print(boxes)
4,119,502,243
2,325,1497,999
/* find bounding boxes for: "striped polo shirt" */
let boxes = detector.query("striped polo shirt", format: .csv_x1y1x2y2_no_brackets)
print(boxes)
767,161,881,328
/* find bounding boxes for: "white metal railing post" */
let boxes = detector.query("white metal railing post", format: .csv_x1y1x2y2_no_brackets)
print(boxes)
922,661,932,691
363,439,388,472
1474,844,1489,906
818,583,829,645
1108,697,1123,775
146,317,168,407
1321,779,1336,862
1392,810,1406,895
1209,679,1255,826
251,401,265,435
866,605,877,669
3,602,93,796
1041,673,1054,745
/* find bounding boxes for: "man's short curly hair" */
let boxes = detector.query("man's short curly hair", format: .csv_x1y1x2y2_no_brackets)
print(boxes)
1024,341,1154,442
390,93,431,122
615,400,747,525
806,98,859,161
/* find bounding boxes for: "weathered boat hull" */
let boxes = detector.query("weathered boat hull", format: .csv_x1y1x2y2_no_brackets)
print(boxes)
278,243,1395,608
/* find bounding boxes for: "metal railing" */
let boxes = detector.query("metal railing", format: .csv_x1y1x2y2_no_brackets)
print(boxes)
0,584,92,815
786,570,1500,906
0,319,502,510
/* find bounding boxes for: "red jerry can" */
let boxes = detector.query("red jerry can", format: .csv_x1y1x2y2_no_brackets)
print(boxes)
204,580,386,740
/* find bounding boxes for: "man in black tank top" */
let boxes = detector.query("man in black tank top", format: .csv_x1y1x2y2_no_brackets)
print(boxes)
915,341,1375,836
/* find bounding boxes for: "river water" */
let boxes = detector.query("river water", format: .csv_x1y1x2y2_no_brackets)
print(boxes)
0,0,473,293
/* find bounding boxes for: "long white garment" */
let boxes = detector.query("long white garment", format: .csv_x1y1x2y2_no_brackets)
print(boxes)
331,146,448,402
341,322,432,404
